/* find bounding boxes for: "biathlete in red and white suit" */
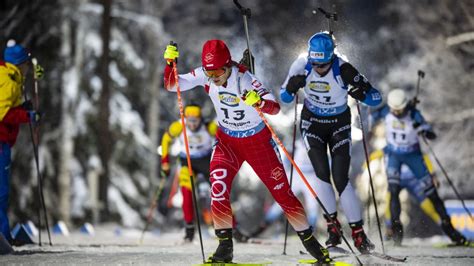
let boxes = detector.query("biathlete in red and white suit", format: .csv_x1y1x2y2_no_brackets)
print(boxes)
163,40,333,264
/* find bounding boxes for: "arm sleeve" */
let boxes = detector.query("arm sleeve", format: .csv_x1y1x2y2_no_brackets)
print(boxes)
340,62,382,106
1,106,29,124
161,121,182,160
412,109,433,131
363,87,383,106
0,77,16,121
340,63,373,91
242,72,280,115
164,65,208,92
280,56,307,103
280,88,295,103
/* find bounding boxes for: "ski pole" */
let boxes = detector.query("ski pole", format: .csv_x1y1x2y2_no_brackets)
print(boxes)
171,55,206,263
356,101,385,254
413,70,425,107
315,7,338,35
282,95,298,255
23,86,42,245
33,58,53,246
24,58,53,246
412,70,472,221
233,0,255,74
255,107,363,266
139,173,167,244
421,136,474,222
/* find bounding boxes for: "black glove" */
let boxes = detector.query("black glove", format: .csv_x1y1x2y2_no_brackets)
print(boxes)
419,130,437,140
21,100,34,111
286,75,306,94
239,49,255,74
348,86,367,101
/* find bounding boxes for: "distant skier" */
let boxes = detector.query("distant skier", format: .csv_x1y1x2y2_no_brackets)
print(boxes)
160,104,216,242
163,40,332,263
280,31,382,253
0,40,42,250
369,88,470,246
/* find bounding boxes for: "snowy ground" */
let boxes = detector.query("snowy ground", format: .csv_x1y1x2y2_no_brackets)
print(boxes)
2,225,473,265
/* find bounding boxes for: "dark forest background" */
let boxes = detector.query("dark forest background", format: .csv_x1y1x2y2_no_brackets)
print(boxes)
0,0,472,237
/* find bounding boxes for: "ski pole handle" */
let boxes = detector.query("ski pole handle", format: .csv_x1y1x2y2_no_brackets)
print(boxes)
317,7,338,21
316,7,338,35
233,0,251,17
418,70,425,78
414,69,425,107
233,0,254,74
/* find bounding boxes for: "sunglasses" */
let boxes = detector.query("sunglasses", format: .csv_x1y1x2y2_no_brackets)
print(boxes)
203,67,227,78
311,62,331,69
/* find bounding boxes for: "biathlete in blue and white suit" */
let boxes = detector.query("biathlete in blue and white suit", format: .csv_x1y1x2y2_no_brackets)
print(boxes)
370,88,469,246
280,32,382,253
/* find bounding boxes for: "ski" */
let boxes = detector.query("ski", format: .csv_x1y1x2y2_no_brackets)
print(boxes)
363,251,407,262
195,262,271,266
299,250,350,260
298,259,352,266
433,241,474,248
325,246,407,262
327,246,351,254
248,238,284,245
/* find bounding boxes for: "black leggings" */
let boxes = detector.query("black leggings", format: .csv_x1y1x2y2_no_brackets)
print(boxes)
300,107,352,195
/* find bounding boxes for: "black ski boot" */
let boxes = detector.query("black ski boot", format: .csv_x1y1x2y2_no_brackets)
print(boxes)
350,221,375,254
207,229,233,263
233,227,250,243
183,223,195,242
297,227,332,263
324,213,342,247
391,220,403,246
441,218,469,246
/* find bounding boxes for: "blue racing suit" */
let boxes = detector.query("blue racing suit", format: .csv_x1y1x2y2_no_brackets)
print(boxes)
369,105,451,224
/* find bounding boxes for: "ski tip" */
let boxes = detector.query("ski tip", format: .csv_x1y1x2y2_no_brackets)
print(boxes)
366,251,407,262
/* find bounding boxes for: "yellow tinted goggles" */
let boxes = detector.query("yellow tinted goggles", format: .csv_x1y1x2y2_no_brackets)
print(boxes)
203,67,226,78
